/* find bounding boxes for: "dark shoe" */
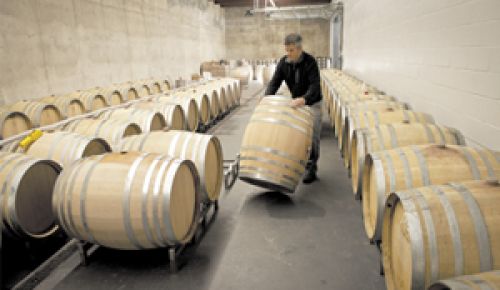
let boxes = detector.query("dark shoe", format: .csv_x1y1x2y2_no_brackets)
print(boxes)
302,170,317,184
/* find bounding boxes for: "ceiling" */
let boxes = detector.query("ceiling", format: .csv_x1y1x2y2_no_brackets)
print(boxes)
214,0,332,7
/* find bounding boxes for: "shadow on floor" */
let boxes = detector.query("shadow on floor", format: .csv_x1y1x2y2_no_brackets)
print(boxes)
243,191,326,220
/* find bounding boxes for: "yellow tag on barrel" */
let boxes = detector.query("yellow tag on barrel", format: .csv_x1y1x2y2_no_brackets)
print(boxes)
19,130,43,150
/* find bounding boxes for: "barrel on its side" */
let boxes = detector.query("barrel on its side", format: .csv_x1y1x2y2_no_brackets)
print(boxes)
39,95,86,118
132,102,186,131
0,152,61,239
62,118,142,147
350,123,465,199
95,89,123,106
99,108,166,133
20,131,111,167
154,95,199,132
428,271,500,290
52,152,201,249
204,84,229,113
71,91,108,112
197,88,221,119
112,85,139,102
148,81,162,94
342,110,435,158
383,181,500,290
334,94,396,137
0,108,32,139
336,100,410,141
10,101,62,127
363,144,499,242
239,96,314,193
188,90,212,125
263,64,276,84
118,131,223,201
135,83,151,97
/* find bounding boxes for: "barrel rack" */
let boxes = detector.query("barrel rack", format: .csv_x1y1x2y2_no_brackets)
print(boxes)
76,200,219,274
74,155,239,274
3,79,242,289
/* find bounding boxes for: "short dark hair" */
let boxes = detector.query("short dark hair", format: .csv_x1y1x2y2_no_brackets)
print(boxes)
284,33,303,47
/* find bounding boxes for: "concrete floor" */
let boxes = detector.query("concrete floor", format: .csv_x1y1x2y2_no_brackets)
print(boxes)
40,82,386,290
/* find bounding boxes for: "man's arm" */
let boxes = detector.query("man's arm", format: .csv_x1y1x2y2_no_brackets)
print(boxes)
302,59,321,106
264,61,285,96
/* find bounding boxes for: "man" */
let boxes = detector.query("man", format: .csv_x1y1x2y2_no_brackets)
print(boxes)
264,33,323,184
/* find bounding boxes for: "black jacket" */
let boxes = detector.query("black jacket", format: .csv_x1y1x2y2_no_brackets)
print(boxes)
264,52,322,106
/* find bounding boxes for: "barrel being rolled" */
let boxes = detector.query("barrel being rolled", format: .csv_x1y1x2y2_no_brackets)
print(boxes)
52,152,201,249
0,108,32,139
363,144,499,242
16,131,111,167
383,181,500,290
63,118,141,147
132,102,186,131
342,109,435,158
429,271,500,290
239,96,314,193
350,123,466,199
99,108,166,133
118,131,223,201
0,152,61,239
10,101,62,127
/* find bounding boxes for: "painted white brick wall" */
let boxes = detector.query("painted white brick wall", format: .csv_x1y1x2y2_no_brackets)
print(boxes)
342,0,500,150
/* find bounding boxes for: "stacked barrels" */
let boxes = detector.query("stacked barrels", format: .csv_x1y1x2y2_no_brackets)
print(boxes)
0,77,240,140
2,130,223,251
321,69,500,290
0,76,236,253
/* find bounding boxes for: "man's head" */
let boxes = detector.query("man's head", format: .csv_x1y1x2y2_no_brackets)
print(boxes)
284,33,303,62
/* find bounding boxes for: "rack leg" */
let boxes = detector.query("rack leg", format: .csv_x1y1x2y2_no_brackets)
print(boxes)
169,247,177,273
77,242,88,266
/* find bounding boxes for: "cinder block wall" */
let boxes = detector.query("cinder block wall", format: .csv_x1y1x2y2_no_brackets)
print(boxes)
224,7,330,60
0,0,225,104
342,0,500,150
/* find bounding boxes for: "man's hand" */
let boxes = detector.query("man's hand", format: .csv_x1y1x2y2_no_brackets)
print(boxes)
290,97,306,108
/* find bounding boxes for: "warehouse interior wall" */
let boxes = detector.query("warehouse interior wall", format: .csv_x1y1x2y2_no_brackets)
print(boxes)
224,7,330,60
342,0,500,150
0,0,225,105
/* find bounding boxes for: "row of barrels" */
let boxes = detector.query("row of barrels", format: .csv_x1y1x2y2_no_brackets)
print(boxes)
254,64,277,85
248,57,332,69
321,69,500,290
0,77,241,139
0,129,223,251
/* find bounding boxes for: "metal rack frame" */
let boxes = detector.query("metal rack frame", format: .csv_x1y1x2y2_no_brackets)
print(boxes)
75,200,219,273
